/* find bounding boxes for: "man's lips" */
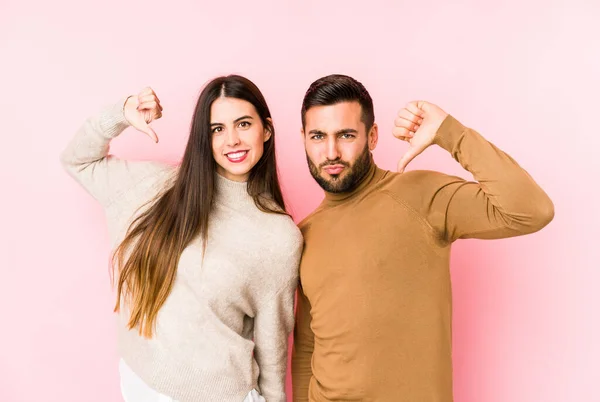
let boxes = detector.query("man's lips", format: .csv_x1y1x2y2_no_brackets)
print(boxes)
322,164,345,175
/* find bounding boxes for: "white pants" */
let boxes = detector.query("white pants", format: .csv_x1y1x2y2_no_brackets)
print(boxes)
119,359,265,402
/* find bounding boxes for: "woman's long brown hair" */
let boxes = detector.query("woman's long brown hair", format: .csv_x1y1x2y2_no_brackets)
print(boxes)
112,75,287,338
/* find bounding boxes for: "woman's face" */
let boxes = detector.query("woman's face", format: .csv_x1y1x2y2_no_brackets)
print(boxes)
210,97,271,182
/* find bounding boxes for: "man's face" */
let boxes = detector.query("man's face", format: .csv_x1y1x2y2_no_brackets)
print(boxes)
303,101,378,193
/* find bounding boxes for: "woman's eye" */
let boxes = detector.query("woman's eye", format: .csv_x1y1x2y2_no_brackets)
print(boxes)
239,121,251,128
212,126,223,133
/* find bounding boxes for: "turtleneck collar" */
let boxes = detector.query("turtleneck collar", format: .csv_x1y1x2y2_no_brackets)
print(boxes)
323,161,385,205
214,172,254,208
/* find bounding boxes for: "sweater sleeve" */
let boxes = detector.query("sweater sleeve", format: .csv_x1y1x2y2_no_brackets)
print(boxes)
253,243,302,402
60,99,166,208
291,282,314,402
401,115,555,242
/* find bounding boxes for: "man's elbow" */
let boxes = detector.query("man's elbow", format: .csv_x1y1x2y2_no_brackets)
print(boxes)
536,197,555,228
527,193,555,232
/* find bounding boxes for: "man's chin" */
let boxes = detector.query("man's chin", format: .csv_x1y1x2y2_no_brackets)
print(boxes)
315,175,348,193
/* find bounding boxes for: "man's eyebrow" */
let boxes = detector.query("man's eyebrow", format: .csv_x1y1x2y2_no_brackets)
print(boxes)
335,128,358,135
307,128,358,135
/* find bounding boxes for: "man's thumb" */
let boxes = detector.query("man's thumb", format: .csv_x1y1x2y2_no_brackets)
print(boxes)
397,146,419,173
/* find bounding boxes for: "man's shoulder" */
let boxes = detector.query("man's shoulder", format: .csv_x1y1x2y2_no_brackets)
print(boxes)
379,168,454,194
297,201,327,233
373,168,469,216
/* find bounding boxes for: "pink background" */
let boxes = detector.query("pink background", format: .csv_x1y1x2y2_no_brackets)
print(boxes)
1,0,598,401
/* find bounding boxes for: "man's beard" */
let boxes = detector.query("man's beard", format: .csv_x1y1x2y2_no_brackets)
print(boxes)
307,145,372,193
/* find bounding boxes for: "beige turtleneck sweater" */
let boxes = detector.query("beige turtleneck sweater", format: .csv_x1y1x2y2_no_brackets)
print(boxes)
60,100,303,402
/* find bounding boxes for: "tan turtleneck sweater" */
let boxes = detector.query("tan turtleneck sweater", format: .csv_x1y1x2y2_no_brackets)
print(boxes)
292,115,554,402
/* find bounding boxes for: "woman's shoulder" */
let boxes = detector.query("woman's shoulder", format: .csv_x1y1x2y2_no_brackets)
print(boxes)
253,215,302,286
261,212,302,248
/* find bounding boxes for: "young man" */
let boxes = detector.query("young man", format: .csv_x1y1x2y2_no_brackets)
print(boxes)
291,74,554,402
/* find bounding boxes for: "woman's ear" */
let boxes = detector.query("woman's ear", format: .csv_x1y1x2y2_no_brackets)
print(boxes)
264,117,273,142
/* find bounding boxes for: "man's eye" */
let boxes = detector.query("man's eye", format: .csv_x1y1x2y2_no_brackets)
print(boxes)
311,135,324,140
340,134,355,139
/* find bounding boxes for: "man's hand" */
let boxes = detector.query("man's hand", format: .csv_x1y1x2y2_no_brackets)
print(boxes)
393,101,448,173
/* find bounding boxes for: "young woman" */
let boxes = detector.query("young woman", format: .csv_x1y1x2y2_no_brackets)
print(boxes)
60,75,303,402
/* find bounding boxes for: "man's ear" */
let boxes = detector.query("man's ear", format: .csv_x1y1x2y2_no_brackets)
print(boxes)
368,123,379,151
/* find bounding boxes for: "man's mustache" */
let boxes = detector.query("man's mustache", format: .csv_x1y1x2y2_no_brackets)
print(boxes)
319,160,350,169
